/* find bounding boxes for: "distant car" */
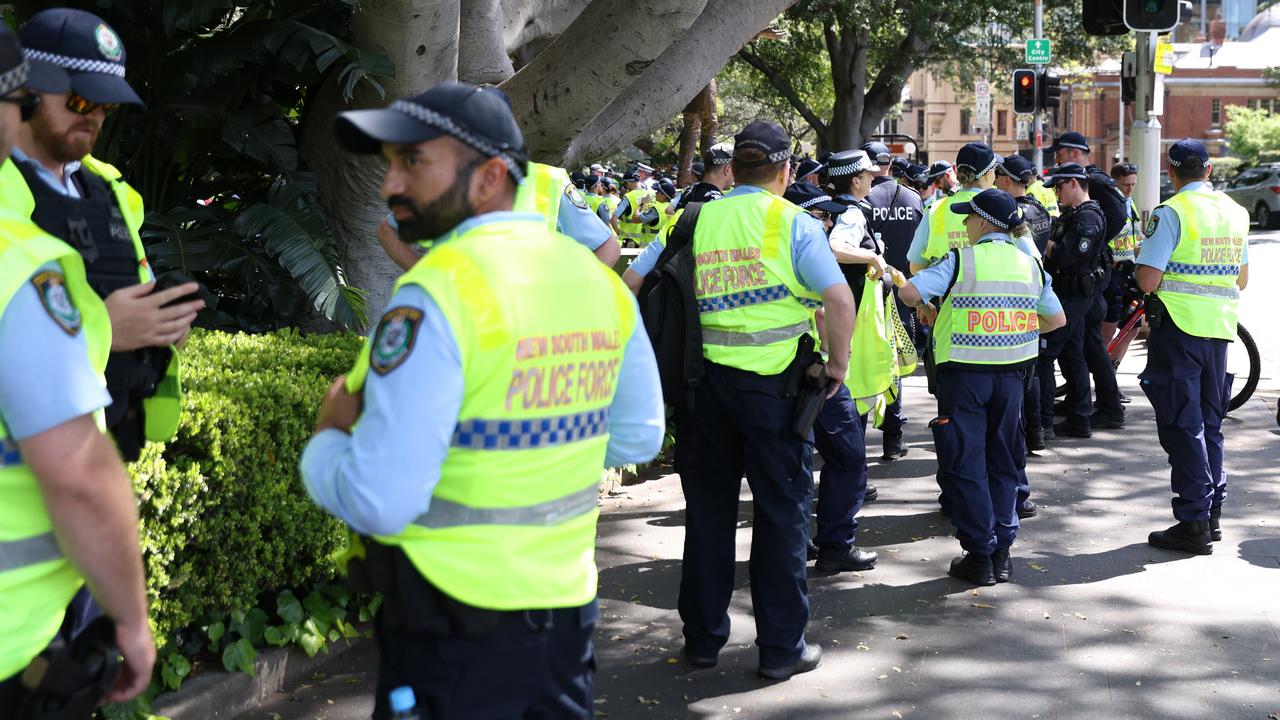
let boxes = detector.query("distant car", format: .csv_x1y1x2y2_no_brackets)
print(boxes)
1223,164,1280,229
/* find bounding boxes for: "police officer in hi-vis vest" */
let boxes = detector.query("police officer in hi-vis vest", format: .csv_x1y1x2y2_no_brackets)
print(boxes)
907,143,998,274
302,81,664,719
898,189,1065,586
1135,139,1249,556
0,26,154,713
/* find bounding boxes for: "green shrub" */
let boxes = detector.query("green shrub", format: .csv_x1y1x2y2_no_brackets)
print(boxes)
129,329,363,646
1210,156,1244,182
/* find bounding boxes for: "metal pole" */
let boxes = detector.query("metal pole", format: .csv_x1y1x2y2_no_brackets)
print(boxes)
1033,0,1044,173
1130,32,1162,219
1118,86,1125,162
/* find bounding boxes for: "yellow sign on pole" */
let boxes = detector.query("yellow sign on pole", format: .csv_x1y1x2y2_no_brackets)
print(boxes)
1154,40,1174,75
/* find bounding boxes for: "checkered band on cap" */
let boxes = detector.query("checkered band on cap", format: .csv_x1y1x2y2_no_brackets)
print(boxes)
970,201,1012,230
735,140,790,164
958,155,998,178
0,59,28,96
1056,140,1089,151
24,48,124,77
827,161,871,177
390,100,526,184
799,194,836,210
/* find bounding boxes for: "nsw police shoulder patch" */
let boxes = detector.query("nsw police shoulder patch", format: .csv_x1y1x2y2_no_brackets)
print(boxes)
564,183,589,210
31,271,81,336
370,307,423,376
1145,215,1159,237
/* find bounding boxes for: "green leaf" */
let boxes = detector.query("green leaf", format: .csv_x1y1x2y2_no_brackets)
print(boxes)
222,637,257,676
263,626,286,647
278,590,305,625
298,632,325,658
208,621,225,647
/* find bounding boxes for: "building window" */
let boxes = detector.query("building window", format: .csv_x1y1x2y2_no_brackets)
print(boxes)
997,110,1008,137
1247,98,1260,111
1211,99,1221,125
880,116,899,135
917,109,926,138
960,108,972,136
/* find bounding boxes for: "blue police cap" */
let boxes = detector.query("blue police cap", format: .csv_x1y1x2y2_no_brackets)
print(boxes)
1168,138,1209,168
657,178,677,199
997,154,1036,183
950,188,1021,231
861,141,892,164
621,171,639,182
890,157,911,177
784,181,848,215
927,160,953,180
20,9,137,104
0,24,45,99
581,173,601,190
795,158,823,178
956,142,997,176
905,164,930,183
335,81,528,183
1043,162,1089,188
1047,131,1090,154
690,160,705,177
734,122,791,167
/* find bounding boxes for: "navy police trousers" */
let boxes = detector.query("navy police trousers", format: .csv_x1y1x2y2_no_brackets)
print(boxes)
813,383,869,552
1140,321,1230,522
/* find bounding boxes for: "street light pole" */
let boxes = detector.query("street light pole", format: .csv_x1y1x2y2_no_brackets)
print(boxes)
1130,31,1162,219
1033,0,1044,173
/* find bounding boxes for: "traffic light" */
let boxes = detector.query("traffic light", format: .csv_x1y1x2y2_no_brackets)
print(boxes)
1083,0,1128,35
1013,70,1038,114
1124,0,1179,31
1038,72,1062,112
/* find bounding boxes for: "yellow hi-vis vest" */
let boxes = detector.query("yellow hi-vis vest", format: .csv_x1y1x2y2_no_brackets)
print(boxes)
1029,180,1060,217
345,217,635,610
693,189,822,375
1110,197,1142,262
1156,189,1249,341
0,155,182,442
512,162,571,233
644,200,670,241
933,239,1044,369
0,218,111,681
921,188,978,263
618,188,650,245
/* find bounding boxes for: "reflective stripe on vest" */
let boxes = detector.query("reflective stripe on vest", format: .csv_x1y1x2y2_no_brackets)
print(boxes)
1155,189,1248,341
934,242,1043,367
413,484,598,529
452,408,610,450
701,319,813,347
1,437,20,467
0,532,62,573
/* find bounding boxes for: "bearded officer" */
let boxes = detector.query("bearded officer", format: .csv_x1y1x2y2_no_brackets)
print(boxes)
302,81,664,719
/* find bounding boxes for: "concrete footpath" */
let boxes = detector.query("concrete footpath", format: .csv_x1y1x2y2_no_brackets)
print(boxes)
232,353,1280,720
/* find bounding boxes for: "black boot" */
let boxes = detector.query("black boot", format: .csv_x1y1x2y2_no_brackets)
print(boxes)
1209,507,1222,542
1041,423,1055,441
1018,499,1038,519
807,540,819,561
863,484,879,503
815,546,878,573
1026,424,1045,452
881,433,908,462
948,552,996,586
1089,410,1126,429
1053,420,1092,439
991,547,1012,583
1148,521,1213,555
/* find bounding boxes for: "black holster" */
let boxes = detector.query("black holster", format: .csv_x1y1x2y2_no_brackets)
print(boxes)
347,540,501,637
16,617,120,720
1145,293,1167,329
781,334,828,438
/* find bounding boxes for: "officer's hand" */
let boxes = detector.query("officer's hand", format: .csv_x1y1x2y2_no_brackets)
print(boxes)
823,361,847,399
888,267,908,288
103,621,155,704
866,255,888,280
315,375,363,434
917,303,938,326
106,282,205,352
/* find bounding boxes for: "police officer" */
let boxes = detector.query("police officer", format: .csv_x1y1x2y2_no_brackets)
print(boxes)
904,164,934,204
1039,163,1123,439
7,8,200,464
516,161,622,265
995,155,1052,255
908,144,997,274
796,157,823,186
0,27,155,713
922,160,958,211
611,171,651,247
304,81,664,719
864,141,924,461
676,121,855,680
897,189,1065,585
1136,139,1249,555
1104,162,1144,371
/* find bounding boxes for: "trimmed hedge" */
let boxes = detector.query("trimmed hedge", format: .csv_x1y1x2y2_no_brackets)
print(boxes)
129,329,363,645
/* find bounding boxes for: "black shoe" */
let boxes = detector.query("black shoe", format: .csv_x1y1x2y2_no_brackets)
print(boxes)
758,643,822,681
991,547,1012,583
1041,424,1055,441
948,553,996,586
1148,521,1213,555
881,434,908,462
1053,421,1092,439
815,546,878,573
1089,411,1126,429
1209,507,1222,542
863,484,879,503
682,645,718,668
1053,399,1067,416
1018,499,1038,519
807,541,819,561
1119,390,1132,404
1026,425,1046,452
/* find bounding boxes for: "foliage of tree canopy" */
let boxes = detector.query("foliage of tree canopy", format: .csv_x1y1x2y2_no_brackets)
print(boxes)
1225,105,1280,165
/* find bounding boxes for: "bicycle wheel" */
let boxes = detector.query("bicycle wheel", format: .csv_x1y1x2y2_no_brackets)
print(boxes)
1228,323,1260,412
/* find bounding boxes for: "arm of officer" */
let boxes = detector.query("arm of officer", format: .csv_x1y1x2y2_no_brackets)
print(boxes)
1134,207,1179,294
301,285,461,537
0,273,154,701
793,213,854,389
557,190,621,265
898,253,955,309
603,295,665,467
906,213,932,274
622,233,668,294
829,215,888,274
1037,271,1067,333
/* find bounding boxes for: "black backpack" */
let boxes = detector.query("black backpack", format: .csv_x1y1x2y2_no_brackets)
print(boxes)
637,202,704,411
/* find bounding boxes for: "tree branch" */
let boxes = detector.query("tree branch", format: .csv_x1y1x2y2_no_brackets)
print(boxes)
736,46,827,135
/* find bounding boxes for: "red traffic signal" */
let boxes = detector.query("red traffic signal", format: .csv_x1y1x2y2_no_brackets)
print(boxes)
1013,69,1038,114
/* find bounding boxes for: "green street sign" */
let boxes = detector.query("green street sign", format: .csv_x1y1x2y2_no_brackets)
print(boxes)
1026,39,1052,65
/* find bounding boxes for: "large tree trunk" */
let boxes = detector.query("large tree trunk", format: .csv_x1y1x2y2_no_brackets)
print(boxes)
564,0,799,167
677,97,701,185
500,0,709,162
698,78,719,158
301,0,460,327
460,0,591,82
825,23,869,152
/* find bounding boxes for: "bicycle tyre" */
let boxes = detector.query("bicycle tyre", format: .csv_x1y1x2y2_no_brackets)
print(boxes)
1229,323,1260,412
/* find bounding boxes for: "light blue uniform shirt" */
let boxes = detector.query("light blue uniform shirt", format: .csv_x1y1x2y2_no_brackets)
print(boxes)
906,186,983,267
1135,181,1249,272
626,185,846,293
0,264,111,441
907,233,1063,317
300,212,665,537
10,147,82,198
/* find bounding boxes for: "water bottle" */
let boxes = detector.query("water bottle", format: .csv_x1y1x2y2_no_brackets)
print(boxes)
389,686,420,720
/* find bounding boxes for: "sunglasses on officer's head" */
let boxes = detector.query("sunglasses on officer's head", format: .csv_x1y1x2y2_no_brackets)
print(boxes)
0,93,40,122
65,93,119,116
